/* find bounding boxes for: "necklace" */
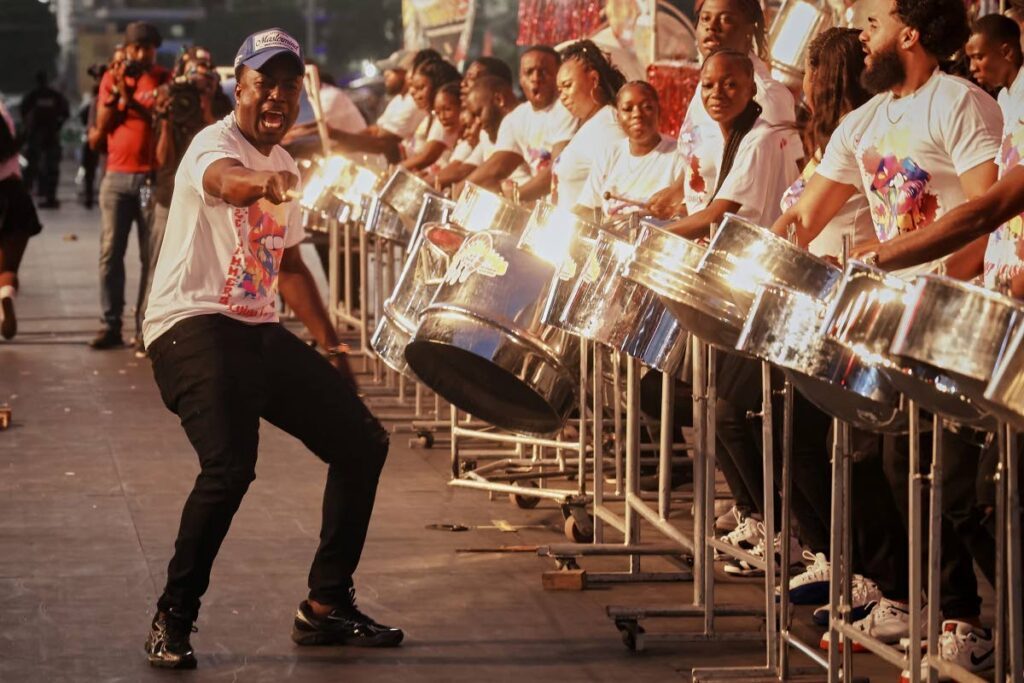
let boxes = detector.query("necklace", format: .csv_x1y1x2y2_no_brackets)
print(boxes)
884,96,905,125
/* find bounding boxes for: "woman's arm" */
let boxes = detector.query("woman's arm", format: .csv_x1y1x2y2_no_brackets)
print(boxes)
664,198,741,239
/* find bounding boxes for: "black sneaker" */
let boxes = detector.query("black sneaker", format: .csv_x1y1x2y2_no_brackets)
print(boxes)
89,328,124,349
291,593,404,647
144,610,198,669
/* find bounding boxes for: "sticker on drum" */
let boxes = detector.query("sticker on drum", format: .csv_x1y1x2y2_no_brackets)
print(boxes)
444,232,509,285
425,225,466,256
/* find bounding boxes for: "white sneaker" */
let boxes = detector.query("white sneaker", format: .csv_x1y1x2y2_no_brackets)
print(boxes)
811,574,883,626
714,505,744,534
818,596,914,651
714,514,762,560
898,620,995,682
723,523,804,577
786,551,830,605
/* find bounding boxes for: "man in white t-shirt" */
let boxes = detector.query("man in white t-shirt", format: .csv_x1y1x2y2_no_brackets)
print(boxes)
282,76,368,147
467,46,578,201
772,0,1002,670
141,29,401,671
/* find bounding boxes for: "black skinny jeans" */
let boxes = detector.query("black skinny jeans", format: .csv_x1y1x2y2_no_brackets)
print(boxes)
149,314,389,620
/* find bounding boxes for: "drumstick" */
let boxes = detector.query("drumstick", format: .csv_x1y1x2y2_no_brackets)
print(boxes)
603,191,648,209
303,64,331,157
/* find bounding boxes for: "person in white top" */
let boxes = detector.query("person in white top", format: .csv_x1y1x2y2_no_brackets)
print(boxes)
436,59,518,189
779,28,876,259
551,40,627,209
575,82,685,218
418,82,465,182
283,76,367,147
648,0,801,219
964,15,1024,291
322,48,437,163
400,60,461,171
665,49,795,238
468,46,578,201
0,100,43,341
773,0,1002,666
141,29,402,671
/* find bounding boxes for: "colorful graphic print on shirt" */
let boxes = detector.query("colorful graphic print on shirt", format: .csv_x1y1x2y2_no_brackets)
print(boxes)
859,131,939,241
677,119,707,198
219,199,288,317
985,126,1024,289
525,146,553,175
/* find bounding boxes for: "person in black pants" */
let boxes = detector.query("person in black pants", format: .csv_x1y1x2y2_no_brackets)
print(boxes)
140,29,401,669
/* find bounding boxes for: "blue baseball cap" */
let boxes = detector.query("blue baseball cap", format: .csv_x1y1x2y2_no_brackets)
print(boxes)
234,28,304,74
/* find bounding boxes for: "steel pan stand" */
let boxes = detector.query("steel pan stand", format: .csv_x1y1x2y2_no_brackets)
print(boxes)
606,341,775,665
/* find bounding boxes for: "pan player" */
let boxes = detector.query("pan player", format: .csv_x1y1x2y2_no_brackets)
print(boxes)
141,28,400,669
772,0,1003,669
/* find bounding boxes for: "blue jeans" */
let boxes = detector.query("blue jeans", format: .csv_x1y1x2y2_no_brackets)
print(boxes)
98,171,152,333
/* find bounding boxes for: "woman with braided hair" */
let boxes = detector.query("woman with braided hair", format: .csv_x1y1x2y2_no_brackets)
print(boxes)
400,58,462,172
647,0,800,220
665,49,795,239
551,40,628,208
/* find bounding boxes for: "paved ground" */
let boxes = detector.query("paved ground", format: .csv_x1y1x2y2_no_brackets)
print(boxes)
0,170,923,682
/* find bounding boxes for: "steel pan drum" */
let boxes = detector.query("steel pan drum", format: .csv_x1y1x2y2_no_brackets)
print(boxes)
738,284,906,432
559,230,687,375
371,196,458,376
405,230,579,435
697,213,843,315
891,274,1023,404
823,260,986,424
985,319,1024,429
377,167,444,238
361,194,405,242
623,222,747,350
451,183,531,236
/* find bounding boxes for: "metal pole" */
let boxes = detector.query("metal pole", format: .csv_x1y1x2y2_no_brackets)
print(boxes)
1007,426,1023,681
909,401,924,683
925,415,943,683
760,361,778,671
826,417,844,683
625,355,641,573
692,336,707,610
704,344,718,636
593,346,606,543
778,378,794,679
996,424,1008,683
658,367,675,520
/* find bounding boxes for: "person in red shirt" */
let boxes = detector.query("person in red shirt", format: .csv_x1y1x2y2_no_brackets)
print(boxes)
91,21,169,350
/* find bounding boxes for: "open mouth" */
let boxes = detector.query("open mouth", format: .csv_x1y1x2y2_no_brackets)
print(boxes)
259,110,286,132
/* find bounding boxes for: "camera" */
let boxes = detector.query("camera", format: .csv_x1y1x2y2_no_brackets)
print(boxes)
165,80,203,126
123,59,145,79
86,63,108,81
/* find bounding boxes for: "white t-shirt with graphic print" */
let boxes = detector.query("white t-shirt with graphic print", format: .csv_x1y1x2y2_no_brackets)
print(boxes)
552,105,625,210
815,69,1002,278
493,100,578,178
577,135,685,217
984,67,1024,291
678,54,800,214
143,114,305,346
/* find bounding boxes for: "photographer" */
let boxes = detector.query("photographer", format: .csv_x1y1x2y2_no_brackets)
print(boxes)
136,46,230,355
79,60,110,209
91,22,169,351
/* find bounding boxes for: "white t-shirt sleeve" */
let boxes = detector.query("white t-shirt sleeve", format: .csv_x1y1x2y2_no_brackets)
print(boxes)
425,117,453,148
715,129,782,216
450,138,474,163
493,106,525,158
576,146,612,210
378,95,423,139
815,113,862,187
183,121,243,207
321,87,367,134
942,87,1003,175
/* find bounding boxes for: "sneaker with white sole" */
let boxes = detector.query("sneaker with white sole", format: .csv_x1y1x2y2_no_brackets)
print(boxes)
723,523,804,577
788,551,830,605
818,596,915,651
714,515,763,560
897,620,995,682
811,574,883,626
714,505,746,534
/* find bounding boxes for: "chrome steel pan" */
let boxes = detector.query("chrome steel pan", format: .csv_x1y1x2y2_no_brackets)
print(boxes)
737,284,906,433
823,260,987,424
559,230,687,374
985,318,1024,429
891,274,1023,404
405,229,579,435
378,167,444,232
451,182,531,236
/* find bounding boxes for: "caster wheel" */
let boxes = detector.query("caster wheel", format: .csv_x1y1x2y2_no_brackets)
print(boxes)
614,619,645,652
564,515,593,543
415,431,435,449
509,481,540,508
459,459,477,475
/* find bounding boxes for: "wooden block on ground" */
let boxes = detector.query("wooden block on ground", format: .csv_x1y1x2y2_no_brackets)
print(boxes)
0,406,11,430
541,569,586,591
